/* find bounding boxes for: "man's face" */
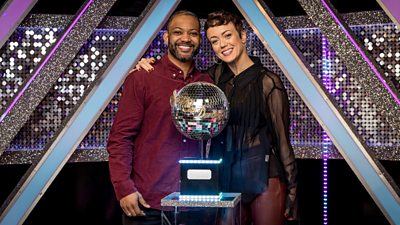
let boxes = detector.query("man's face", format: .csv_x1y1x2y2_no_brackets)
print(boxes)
164,14,201,62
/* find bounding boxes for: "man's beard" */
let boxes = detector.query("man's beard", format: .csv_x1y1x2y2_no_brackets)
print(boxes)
168,41,199,62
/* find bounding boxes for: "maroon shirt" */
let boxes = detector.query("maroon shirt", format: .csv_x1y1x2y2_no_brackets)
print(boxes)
107,55,213,209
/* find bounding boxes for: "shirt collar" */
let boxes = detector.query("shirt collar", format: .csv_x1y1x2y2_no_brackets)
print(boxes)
160,55,197,80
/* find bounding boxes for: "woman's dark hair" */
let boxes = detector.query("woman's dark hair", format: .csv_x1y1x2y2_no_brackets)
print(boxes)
204,10,244,35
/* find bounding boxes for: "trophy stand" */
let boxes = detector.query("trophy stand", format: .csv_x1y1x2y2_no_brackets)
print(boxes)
164,138,241,225
199,139,212,159
199,140,204,159
160,82,240,225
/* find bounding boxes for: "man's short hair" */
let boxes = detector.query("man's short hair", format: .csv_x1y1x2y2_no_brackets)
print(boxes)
166,10,200,31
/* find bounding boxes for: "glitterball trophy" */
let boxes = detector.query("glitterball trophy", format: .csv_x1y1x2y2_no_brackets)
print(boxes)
170,82,229,198
171,82,229,157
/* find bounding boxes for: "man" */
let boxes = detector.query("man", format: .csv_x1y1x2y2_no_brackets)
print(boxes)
107,10,213,225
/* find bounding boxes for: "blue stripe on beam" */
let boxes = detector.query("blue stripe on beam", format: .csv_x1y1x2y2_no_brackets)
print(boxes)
0,1,180,225
233,0,400,224
0,0,38,48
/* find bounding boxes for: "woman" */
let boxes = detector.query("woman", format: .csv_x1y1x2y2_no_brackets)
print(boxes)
136,10,298,225
204,11,297,225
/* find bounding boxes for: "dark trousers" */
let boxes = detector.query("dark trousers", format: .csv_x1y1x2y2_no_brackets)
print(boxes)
122,208,164,225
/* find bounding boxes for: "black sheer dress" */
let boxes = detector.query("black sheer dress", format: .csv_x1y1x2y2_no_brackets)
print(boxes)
208,57,298,219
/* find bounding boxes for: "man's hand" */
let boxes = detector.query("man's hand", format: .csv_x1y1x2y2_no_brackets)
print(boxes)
130,57,156,73
120,191,150,217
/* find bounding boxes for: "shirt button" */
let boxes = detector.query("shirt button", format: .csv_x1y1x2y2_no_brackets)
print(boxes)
183,139,187,143
173,74,176,78
220,141,224,144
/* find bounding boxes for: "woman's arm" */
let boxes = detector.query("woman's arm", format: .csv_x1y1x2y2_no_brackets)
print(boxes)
131,57,156,73
263,71,299,220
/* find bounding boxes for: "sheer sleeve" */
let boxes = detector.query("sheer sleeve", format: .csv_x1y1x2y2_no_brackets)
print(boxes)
262,71,298,220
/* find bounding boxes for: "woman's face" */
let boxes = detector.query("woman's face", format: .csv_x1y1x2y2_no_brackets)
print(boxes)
206,22,246,64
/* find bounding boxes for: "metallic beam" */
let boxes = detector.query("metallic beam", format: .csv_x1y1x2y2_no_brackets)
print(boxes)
376,0,400,29
297,0,400,139
233,0,400,224
0,0,38,49
0,0,180,224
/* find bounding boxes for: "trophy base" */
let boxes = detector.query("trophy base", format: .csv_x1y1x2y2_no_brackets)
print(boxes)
179,158,222,196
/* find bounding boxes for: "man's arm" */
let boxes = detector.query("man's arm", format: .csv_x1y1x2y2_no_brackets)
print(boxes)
107,72,150,216
119,191,150,217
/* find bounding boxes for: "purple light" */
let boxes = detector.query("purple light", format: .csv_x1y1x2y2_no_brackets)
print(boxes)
377,0,400,27
0,0,94,123
0,0,36,47
322,34,332,225
320,0,400,106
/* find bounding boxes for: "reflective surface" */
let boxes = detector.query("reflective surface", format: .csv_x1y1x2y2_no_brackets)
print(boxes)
171,82,229,140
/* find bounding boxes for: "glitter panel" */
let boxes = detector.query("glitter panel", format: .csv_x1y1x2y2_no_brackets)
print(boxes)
0,0,118,154
1,11,399,163
297,1,400,159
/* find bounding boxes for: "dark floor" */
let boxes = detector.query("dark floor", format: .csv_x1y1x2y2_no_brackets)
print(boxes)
1,158,398,225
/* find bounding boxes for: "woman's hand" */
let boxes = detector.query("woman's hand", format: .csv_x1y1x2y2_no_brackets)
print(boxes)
131,57,156,73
